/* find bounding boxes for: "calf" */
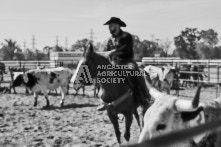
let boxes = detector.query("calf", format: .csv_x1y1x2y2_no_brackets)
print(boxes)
12,67,73,107
139,80,221,146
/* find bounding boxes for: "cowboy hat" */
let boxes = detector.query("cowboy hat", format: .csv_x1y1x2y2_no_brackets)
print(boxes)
104,17,126,27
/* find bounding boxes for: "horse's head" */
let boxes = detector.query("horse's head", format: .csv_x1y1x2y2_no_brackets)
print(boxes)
81,41,110,78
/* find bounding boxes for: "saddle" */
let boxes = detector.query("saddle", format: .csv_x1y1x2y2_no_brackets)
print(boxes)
109,58,150,106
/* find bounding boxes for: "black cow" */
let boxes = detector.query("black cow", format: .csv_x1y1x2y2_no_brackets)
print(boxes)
178,64,192,87
0,62,6,81
190,65,206,86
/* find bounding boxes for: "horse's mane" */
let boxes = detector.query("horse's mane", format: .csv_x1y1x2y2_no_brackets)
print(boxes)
85,42,110,65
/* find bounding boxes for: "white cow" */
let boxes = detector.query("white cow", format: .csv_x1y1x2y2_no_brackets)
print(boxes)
139,80,221,147
144,65,175,94
12,67,73,107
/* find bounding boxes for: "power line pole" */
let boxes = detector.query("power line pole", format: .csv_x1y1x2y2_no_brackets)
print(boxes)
89,29,95,43
23,40,26,52
151,34,154,42
65,37,68,50
56,36,59,46
32,35,35,50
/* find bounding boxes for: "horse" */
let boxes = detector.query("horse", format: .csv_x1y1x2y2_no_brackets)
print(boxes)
76,42,150,144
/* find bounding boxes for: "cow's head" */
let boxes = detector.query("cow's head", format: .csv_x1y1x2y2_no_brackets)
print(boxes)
12,73,24,87
144,65,174,82
139,85,205,146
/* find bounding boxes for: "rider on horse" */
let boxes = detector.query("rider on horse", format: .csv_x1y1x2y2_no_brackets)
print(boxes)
97,17,150,111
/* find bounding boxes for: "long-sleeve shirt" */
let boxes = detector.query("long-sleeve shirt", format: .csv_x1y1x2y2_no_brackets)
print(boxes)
106,29,134,61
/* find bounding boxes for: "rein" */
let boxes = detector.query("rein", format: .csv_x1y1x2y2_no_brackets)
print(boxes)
101,89,132,109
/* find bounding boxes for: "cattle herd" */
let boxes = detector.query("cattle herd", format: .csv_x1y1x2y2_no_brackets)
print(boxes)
1,61,221,147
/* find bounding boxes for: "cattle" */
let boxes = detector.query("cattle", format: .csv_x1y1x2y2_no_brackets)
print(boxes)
144,65,175,94
138,81,221,147
0,62,6,81
12,67,73,107
71,60,100,97
125,118,221,147
11,72,30,94
73,78,100,97
190,65,207,86
178,64,192,87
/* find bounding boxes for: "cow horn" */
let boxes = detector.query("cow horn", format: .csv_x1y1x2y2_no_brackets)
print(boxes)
144,74,164,100
192,85,202,108
175,86,201,112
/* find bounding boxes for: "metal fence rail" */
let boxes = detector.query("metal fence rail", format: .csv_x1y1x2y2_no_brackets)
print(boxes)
142,59,221,98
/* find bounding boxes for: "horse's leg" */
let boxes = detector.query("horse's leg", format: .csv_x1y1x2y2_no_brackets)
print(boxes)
82,86,85,97
107,111,121,144
66,84,69,95
140,104,149,128
93,85,96,97
133,109,142,132
124,113,133,142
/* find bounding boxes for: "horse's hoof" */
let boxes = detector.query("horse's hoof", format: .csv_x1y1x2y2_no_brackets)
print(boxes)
97,104,105,111
60,102,64,107
44,105,50,108
33,102,37,107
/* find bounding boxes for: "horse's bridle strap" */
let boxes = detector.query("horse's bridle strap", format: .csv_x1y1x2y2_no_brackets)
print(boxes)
102,90,132,108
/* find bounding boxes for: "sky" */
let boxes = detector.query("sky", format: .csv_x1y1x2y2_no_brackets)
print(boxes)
0,0,221,51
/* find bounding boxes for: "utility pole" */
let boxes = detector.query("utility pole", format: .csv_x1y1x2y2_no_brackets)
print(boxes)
151,34,154,42
23,40,26,52
56,36,59,46
89,29,95,43
65,37,68,50
32,35,35,50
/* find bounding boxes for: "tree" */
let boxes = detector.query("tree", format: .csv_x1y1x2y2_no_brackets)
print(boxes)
210,46,221,59
0,39,24,60
24,49,37,60
159,38,172,57
141,39,166,57
94,42,103,51
132,35,145,61
195,43,211,59
174,28,201,59
71,38,89,51
199,29,219,47
43,46,53,60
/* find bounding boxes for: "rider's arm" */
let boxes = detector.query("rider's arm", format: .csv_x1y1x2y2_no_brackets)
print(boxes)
116,33,133,54
103,49,116,58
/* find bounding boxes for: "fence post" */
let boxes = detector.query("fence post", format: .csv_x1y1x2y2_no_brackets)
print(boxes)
176,63,179,96
19,60,21,68
8,66,15,94
208,60,210,83
217,64,220,98
197,63,199,86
